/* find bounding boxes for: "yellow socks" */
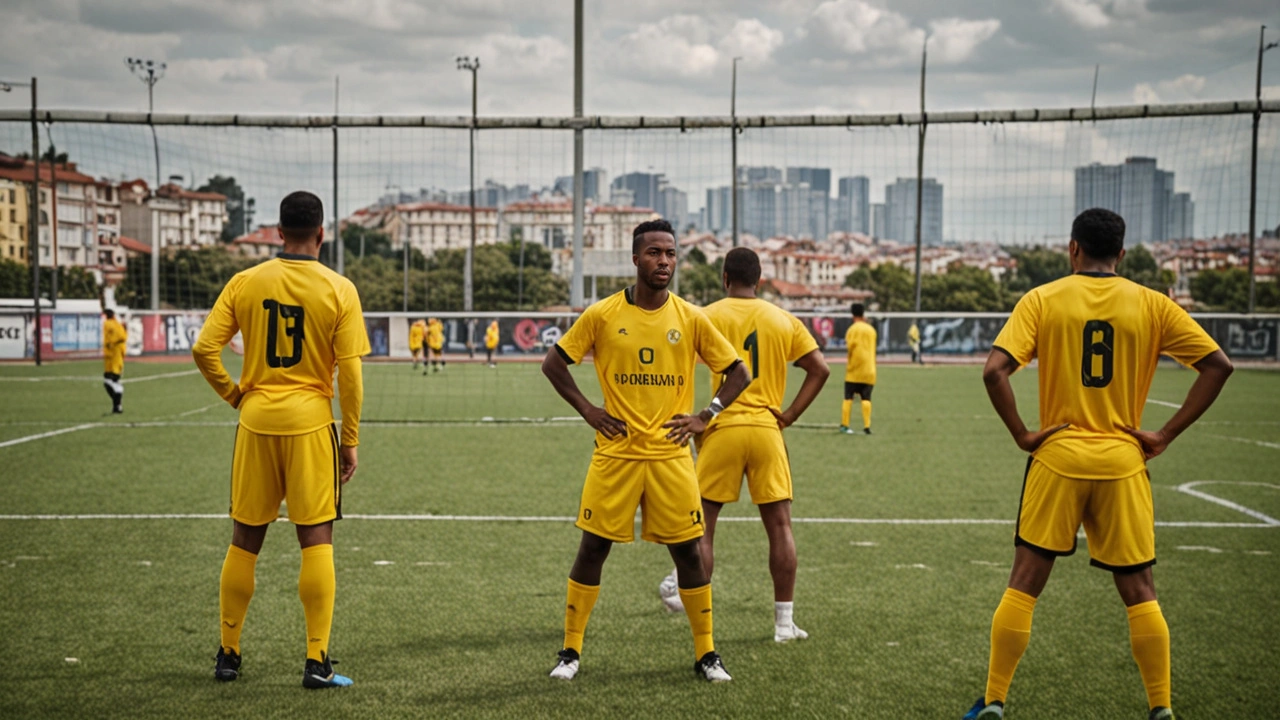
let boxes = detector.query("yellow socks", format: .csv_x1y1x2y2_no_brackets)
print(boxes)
679,584,715,659
841,400,853,428
219,545,258,654
298,544,336,663
985,588,1037,704
1127,601,1171,710
563,578,600,654
860,400,872,430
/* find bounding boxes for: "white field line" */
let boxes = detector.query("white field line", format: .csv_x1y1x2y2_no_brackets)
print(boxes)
0,513,1272,529
0,423,100,449
1173,481,1280,526
1202,433,1280,450
122,370,201,383
174,403,223,418
0,369,200,383
1146,398,1181,409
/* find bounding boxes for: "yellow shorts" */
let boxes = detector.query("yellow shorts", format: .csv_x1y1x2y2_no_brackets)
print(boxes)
428,344,443,354
696,424,793,505
230,424,342,526
103,354,124,376
577,453,704,545
409,343,423,353
1015,459,1155,572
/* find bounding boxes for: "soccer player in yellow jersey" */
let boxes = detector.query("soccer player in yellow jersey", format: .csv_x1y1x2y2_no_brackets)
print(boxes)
963,209,1232,720
484,319,499,367
658,247,829,642
841,303,876,434
409,318,426,370
426,317,445,373
542,219,751,683
192,191,371,690
101,308,127,414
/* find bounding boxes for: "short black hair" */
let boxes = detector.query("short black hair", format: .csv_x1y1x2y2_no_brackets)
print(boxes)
850,302,865,317
632,218,675,254
103,308,115,319
1072,208,1125,260
279,191,324,242
723,247,761,287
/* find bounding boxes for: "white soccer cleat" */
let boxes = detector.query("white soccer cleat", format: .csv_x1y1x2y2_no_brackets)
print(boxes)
549,649,579,680
658,570,684,612
774,623,810,643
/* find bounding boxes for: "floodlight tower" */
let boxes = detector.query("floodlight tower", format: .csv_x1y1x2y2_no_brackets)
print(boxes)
456,56,480,316
1,76,41,364
125,57,166,189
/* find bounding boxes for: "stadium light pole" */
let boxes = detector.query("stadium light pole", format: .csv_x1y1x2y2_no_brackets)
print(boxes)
570,0,585,309
457,56,479,317
731,57,741,248
1248,25,1278,314
911,37,928,320
125,58,166,190
1,77,41,364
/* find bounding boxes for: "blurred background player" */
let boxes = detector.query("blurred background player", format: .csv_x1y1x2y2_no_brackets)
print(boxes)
909,321,922,364
409,318,426,370
193,190,370,690
101,308,127,414
658,247,829,643
485,319,500,368
963,208,1232,720
541,219,751,683
841,303,876,435
426,317,445,373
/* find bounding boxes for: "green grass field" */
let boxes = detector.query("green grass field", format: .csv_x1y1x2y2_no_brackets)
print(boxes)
1,356,1277,719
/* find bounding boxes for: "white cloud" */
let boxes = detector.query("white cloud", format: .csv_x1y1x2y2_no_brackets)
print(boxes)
718,19,784,65
1132,82,1160,104
1051,0,1111,29
614,15,720,78
929,19,1001,65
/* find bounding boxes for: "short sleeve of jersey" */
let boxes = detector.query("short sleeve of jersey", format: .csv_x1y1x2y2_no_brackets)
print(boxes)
334,280,371,359
1157,296,1218,367
556,304,601,364
993,290,1041,366
787,315,819,362
692,309,739,373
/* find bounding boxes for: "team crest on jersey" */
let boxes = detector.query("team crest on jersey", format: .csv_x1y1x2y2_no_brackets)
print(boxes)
667,329,681,344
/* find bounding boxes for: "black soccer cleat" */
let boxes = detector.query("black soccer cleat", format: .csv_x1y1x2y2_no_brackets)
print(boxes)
694,651,732,682
863,427,872,435
302,652,352,689
214,646,241,682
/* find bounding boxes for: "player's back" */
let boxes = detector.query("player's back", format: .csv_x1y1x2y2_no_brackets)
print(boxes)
705,297,817,427
1004,273,1216,478
228,256,361,435
845,321,877,384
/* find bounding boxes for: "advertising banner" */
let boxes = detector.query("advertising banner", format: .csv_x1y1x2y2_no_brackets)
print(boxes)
0,314,24,359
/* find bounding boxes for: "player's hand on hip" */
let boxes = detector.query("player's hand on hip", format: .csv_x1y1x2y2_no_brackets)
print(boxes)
1122,426,1170,460
1015,423,1069,453
583,406,627,439
339,445,358,484
768,406,794,430
663,413,706,446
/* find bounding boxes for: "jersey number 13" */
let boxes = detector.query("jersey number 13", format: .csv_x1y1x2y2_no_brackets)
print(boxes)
263,299,305,368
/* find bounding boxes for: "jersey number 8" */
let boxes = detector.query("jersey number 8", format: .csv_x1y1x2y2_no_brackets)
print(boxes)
1081,319,1113,388
263,299,305,368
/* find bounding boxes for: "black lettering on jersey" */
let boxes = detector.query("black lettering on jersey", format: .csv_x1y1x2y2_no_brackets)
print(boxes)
613,372,677,387
1081,319,1114,388
638,347,654,364
263,299,305,368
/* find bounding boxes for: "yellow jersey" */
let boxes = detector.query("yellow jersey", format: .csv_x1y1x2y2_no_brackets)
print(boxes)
704,297,818,428
102,318,127,361
427,320,444,350
556,287,741,460
409,322,425,350
844,320,877,384
995,273,1219,479
193,254,371,436
485,322,499,350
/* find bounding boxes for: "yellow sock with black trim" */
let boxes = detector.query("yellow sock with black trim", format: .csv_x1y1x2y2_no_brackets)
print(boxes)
298,544,335,663
860,400,872,429
1127,600,1171,710
563,578,600,654
679,584,715,659
219,545,257,655
985,588,1037,704
841,400,852,428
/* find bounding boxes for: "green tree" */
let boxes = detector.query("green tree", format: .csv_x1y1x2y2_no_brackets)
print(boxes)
0,260,99,301
116,246,261,309
341,225,396,260
198,175,252,243
920,264,1006,312
844,262,915,311
677,248,724,306
1002,246,1070,301
1118,244,1176,294
1187,267,1271,312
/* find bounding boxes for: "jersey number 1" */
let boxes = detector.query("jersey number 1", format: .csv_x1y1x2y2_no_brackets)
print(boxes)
743,330,759,379
1081,319,1113,388
263,299,305,368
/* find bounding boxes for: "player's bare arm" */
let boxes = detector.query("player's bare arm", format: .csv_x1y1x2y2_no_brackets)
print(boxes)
542,346,627,438
1123,349,1233,460
664,359,751,445
982,348,1068,453
770,349,830,429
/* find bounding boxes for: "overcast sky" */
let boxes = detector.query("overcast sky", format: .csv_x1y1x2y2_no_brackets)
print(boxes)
1,0,1277,117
